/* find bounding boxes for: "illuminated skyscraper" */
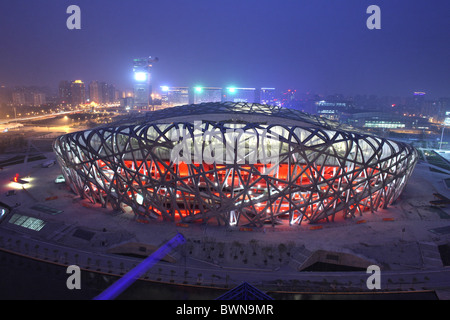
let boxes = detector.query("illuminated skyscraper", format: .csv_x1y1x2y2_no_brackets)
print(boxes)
133,56,158,109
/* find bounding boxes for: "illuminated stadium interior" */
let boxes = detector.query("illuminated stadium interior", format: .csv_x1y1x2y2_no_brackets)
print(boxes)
53,102,418,228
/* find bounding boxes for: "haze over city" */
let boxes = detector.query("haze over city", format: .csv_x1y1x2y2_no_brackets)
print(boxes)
0,0,449,98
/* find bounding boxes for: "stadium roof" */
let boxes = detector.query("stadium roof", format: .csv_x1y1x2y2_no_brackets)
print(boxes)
111,102,368,135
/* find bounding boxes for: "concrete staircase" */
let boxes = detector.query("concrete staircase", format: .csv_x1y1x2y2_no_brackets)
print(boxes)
288,245,312,271
419,242,444,269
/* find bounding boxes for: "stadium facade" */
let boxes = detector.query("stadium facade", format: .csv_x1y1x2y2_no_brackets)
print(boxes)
53,102,418,228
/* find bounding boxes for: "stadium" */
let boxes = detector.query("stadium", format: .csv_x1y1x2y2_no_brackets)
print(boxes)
53,102,418,228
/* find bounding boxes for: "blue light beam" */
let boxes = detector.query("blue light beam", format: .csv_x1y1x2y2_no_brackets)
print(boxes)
94,233,186,300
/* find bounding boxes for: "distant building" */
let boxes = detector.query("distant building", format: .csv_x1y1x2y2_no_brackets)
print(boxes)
89,81,119,104
0,86,10,106
120,97,134,110
12,89,26,106
59,80,86,106
12,87,46,106
59,81,72,105
32,92,46,106
280,89,303,110
316,100,354,121
101,82,111,104
89,81,101,104
260,88,276,105
108,84,118,103
222,87,257,103
114,88,121,101
161,86,189,108
345,112,430,130
192,87,222,104
70,80,86,106
444,111,450,126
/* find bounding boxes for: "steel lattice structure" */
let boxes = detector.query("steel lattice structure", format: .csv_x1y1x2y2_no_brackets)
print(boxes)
53,102,418,228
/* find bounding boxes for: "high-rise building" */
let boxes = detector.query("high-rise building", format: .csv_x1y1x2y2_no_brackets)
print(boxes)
12,88,26,106
120,97,134,110
59,80,86,106
89,81,119,104
32,92,46,106
12,87,46,106
222,87,257,103
70,80,86,106
412,91,429,115
133,56,158,109
0,86,10,106
59,81,72,105
89,81,101,104
192,87,222,104
114,89,121,101
101,82,110,104
107,84,117,103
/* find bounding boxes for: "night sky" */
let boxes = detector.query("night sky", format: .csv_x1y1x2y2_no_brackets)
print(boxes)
0,0,449,98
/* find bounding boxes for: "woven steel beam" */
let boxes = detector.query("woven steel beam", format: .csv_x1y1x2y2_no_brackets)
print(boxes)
53,102,418,228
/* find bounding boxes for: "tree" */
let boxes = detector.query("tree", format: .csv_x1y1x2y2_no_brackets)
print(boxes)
278,243,287,263
157,268,162,281
249,239,258,256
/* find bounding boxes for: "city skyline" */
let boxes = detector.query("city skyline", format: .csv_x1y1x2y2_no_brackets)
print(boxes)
0,1,449,99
